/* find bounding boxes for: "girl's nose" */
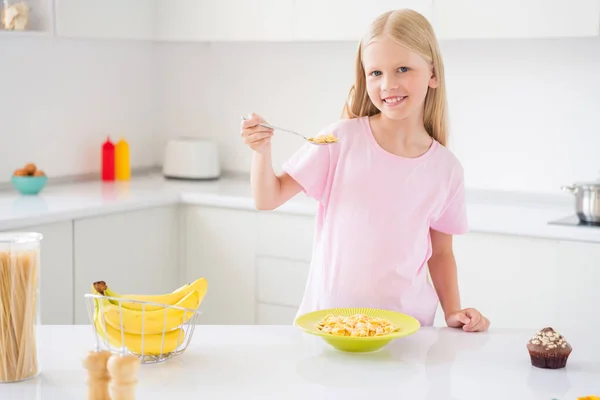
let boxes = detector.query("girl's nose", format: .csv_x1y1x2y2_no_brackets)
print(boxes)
381,76,399,91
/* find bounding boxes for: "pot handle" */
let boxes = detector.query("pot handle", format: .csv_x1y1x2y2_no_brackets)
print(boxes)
561,185,578,194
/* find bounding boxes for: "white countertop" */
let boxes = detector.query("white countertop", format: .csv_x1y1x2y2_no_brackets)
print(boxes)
1,325,597,399
1,172,600,243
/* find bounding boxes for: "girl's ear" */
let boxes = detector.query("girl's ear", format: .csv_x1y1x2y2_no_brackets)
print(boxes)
429,67,439,88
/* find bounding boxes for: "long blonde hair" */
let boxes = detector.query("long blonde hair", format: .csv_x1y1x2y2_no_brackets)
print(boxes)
342,9,449,146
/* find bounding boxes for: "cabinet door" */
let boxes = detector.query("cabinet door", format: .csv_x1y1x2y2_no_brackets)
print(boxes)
256,212,315,261
183,206,257,325
54,0,155,40
73,206,180,324
555,240,600,331
155,0,294,42
450,232,561,329
256,257,309,308
293,0,433,41
256,303,298,325
433,0,600,39
4,221,74,325
254,212,313,323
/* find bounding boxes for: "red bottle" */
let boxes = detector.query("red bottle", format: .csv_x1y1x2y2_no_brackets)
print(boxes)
102,136,115,181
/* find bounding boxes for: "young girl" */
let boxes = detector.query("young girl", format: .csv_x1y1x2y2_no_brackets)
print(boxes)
240,9,489,332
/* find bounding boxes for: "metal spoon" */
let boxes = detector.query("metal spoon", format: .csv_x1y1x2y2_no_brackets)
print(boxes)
240,116,337,145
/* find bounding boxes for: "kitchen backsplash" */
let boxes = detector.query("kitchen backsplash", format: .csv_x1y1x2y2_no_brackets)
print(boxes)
1,34,599,194
156,37,600,194
0,35,157,184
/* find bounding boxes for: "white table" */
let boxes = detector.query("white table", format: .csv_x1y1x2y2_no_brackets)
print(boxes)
1,325,598,399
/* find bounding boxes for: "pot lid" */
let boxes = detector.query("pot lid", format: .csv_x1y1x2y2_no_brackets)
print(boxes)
570,181,600,189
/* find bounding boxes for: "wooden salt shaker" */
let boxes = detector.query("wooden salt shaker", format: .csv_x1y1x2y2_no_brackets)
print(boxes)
107,354,141,400
82,350,112,400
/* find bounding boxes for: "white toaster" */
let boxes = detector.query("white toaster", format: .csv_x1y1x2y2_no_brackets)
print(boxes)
162,137,221,180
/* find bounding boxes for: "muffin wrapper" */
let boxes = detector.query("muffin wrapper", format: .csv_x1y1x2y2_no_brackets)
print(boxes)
529,351,570,369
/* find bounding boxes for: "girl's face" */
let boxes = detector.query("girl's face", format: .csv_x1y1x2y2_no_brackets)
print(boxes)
362,34,438,121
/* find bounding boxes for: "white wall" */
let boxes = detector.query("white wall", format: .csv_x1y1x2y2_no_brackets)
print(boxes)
155,37,600,194
0,36,157,184
2,35,599,195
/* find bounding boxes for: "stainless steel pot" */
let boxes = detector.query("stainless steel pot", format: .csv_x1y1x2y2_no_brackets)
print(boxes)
561,182,600,223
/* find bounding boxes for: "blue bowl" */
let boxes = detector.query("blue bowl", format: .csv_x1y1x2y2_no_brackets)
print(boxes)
11,175,48,195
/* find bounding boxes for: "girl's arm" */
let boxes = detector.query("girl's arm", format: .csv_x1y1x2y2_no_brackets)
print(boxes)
428,228,490,332
251,151,302,210
428,228,461,316
242,113,302,210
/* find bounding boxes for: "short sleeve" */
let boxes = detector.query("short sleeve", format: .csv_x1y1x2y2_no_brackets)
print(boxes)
282,141,331,203
430,165,468,235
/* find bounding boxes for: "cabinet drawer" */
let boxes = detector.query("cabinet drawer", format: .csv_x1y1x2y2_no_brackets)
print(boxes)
256,303,298,325
256,256,309,307
256,213,315,261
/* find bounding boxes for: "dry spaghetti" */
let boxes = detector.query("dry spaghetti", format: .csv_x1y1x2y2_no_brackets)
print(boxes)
0,249,40,382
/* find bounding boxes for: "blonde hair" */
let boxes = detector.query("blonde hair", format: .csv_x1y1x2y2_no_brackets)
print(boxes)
342,9,449,146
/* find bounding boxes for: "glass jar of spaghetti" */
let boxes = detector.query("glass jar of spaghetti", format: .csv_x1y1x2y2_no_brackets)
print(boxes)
0,232,42,383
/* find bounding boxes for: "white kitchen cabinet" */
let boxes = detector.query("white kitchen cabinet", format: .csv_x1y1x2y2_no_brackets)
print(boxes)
256,303,298,325
176,202,600,329
3,221,74,325
443,232,562,330
555,240,600,331
182,205,315,325
73,206,181,325
255,212,314,324
51,0,600,42
292,0,433,41
155,0,294,42
256,256,309,308
447,232,600,331
255,257,308,325
183,205,257,325
256,212,315,262
54,0,155,40
433,0,600,39
154,0,431,42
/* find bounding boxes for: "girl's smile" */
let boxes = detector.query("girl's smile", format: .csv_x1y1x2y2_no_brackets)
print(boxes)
382,95,408,107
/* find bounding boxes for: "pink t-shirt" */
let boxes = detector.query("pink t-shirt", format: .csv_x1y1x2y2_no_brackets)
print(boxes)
282,116,468,326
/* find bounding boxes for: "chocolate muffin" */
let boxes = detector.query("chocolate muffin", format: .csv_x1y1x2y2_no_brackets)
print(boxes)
526,327,572,369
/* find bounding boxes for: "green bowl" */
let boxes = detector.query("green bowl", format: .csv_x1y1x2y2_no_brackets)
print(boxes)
294,307,421,353
11,175,48,195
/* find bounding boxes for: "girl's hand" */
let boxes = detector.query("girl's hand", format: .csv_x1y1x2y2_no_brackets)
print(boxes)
241,113,274,154
446,308,490,332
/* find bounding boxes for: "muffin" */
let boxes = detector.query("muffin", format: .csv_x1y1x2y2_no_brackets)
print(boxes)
526,327,572,369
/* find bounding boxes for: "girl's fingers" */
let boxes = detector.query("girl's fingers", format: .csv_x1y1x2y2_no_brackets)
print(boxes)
463,313,481,331
241,113,267,129
241,118,259,129
465,316,489,332
242,128,272,138
244,131,273,144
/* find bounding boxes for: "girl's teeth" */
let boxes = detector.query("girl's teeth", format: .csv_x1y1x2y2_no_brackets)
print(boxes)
384,97,404,103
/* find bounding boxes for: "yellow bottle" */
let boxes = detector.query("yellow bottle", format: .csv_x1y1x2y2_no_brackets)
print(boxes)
115,137,130,181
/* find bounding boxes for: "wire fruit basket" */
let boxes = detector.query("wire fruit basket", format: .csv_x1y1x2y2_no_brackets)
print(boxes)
84,293,201,364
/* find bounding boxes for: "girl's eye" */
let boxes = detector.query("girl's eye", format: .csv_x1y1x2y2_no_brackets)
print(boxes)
370,71,382,77
398,67,409,73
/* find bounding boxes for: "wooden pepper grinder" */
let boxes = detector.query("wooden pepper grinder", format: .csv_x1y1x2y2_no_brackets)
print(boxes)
107,354,141,400
82,350,112,400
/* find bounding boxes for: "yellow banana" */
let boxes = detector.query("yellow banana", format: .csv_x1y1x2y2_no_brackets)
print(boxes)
93,299,186,355
93,277,208,312
95,289,200,335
